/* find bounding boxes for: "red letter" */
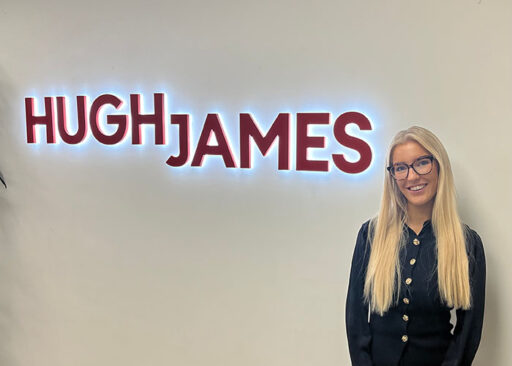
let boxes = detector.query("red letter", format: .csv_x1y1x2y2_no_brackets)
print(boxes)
89,94,128,145
296,113,330,172
332,112,372,174
56,96,88,144
25,97,56,143
166,114,190,167
239,113,290,170
191,114,236,168
130,93,165,145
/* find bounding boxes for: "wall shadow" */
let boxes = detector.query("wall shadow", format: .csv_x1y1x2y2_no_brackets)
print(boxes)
0,66,22,366
455,161,500,366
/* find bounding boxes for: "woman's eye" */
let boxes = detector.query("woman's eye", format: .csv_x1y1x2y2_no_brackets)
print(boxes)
416,159,430,166
395,165,407,172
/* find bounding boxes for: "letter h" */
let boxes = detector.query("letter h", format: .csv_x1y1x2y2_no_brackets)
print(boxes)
25,97,56,143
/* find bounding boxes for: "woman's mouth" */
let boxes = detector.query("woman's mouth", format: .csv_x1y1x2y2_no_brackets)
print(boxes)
408,184,427,192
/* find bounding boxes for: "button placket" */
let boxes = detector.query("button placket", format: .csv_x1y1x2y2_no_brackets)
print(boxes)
400,234,422,344
404,235,421,292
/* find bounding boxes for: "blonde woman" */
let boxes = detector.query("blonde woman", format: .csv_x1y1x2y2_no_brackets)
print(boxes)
346,127,485,366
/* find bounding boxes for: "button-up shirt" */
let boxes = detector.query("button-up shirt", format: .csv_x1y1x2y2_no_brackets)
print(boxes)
346,220,486,366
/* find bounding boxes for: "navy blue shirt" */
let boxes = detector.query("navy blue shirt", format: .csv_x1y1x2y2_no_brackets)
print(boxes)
346,220,486,366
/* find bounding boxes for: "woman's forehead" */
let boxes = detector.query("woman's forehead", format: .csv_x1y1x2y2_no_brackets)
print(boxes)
391,141,430,164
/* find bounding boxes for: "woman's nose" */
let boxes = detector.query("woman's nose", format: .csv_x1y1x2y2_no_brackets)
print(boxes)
407,167,420,180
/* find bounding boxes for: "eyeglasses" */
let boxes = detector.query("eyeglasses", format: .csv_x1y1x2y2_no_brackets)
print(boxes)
387,155,435,180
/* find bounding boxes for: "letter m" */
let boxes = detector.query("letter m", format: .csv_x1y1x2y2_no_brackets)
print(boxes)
239,113,290,170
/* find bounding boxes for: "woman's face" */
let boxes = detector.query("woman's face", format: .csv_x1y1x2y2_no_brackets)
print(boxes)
391,141,439,210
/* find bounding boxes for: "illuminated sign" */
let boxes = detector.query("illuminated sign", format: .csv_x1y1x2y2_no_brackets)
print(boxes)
25,93,373,173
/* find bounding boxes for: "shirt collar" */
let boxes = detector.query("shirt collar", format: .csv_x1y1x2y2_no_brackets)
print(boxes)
404,219,433,237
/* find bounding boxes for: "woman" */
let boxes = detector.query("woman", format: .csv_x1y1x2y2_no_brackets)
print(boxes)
346,126,485,366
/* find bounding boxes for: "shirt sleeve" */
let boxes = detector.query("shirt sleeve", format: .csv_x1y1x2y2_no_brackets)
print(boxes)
346,221,373,366
441,229,486,366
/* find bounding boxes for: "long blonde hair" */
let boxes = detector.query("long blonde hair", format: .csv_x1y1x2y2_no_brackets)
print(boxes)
364,126,471,315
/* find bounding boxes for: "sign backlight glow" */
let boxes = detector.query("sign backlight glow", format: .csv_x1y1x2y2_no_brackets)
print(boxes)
25,92,374,174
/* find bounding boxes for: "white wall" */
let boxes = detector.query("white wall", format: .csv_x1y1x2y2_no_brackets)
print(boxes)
0,0,510,365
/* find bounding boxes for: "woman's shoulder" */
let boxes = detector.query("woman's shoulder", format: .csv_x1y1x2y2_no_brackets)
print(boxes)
360,219,371,232
351,220,374,262
354,219,375,248
463,224,485,261
357,219,373,239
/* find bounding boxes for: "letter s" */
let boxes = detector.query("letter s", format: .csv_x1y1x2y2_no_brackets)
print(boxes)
332,112,372,174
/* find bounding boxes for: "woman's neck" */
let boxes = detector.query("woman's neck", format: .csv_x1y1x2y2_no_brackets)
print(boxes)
406,202,433,235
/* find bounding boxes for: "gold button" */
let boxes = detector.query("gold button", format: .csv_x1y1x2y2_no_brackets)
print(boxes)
410,258,416,265
403,297,410,304
405,278,412,285
402,335,408,342
413,238,420,246
403,314,409,321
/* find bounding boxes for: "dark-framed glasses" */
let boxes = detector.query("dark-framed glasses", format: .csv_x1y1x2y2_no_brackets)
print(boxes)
387,155,435,180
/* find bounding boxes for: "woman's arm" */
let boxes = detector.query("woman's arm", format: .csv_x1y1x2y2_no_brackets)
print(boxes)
441,229,486,366
346,221,373,366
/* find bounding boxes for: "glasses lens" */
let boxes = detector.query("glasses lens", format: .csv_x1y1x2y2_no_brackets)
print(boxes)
413,157,432,175
392,164,408,179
